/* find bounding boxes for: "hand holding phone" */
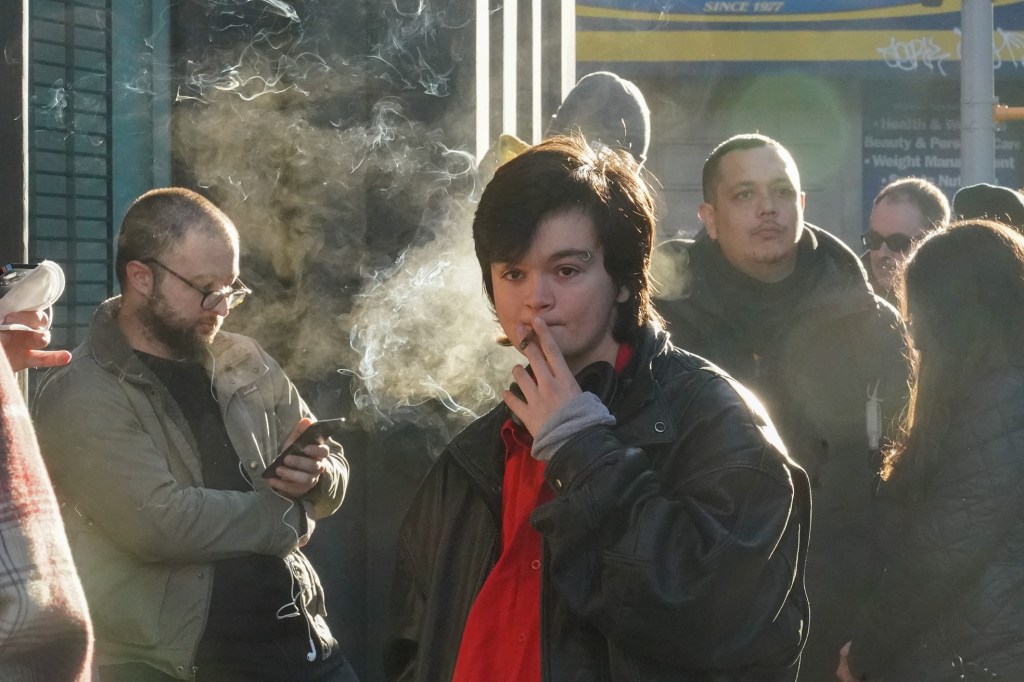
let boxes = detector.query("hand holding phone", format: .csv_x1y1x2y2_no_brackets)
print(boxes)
261,418,344,480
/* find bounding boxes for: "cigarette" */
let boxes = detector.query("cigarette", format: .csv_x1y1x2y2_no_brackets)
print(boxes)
518,329,536,351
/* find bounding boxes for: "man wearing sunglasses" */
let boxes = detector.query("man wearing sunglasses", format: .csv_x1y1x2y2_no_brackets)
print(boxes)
863,177,950,305
32,188,357,681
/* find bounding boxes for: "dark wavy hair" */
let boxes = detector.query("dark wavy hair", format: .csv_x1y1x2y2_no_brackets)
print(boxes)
882,219,1024,482
472,134,662,342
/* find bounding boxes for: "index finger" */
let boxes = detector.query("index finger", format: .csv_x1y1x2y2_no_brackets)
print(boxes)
298,442,331,461
27,349,72,368
282,417,314,452
525,318,571,378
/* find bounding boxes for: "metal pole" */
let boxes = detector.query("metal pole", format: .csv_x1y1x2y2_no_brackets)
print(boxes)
475,0,490,162
561,0,575,101
960,0,996,185
532,0,542,142
0,1,31,393
502,0,517,137
0,1,28,264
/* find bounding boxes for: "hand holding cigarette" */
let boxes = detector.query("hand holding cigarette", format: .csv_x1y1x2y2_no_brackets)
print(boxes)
503,318,581,436
517,327,536,351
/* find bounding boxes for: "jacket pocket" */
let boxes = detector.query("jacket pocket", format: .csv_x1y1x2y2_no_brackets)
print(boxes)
69,522,171,646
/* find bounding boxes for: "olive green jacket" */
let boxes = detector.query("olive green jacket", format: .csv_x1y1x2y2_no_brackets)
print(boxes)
32,297,348,680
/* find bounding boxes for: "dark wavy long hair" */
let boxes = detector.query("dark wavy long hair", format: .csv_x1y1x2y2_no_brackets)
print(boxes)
882,219,1024,483
472,134,662,343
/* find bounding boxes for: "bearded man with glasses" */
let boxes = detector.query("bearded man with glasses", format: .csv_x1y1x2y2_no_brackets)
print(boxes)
32,187,358,681
863,177,950,306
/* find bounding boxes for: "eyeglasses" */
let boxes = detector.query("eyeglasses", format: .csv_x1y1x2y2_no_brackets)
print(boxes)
862,230,915,253
142,259,251,310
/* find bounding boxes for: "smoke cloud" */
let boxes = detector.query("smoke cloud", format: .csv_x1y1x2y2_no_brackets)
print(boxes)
166,1,519,439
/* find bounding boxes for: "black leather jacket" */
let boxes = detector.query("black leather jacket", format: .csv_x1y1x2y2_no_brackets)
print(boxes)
385,326,810,681
848,364,1024,680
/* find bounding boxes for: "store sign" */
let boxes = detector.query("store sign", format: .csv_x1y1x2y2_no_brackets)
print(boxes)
583,0,946,14
861,98,1022,219
578,0,1024,75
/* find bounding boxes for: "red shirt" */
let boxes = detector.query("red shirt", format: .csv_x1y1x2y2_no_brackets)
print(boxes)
452,418,550,682
453,344,633,682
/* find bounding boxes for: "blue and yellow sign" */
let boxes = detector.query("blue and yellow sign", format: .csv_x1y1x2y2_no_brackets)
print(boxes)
583,1,973,16
578,0,1024,76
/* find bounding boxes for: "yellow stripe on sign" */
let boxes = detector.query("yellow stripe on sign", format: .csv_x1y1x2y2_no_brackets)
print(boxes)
576,0,1024,24
578,30,971,62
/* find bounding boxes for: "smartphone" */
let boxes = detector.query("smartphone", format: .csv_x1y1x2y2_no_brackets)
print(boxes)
261,418,345,480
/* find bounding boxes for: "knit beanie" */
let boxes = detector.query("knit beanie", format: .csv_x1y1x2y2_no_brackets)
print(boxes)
545,71,651,165
952,183,1024,229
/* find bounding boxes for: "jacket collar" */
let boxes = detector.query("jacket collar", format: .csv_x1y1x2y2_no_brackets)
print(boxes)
608,325,681,449
88,297,154,384
685,223,882,324
446,325,676,498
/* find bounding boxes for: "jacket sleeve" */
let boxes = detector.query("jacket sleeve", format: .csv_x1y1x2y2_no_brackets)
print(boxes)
258,347,349,520
383,444,499,682
384,526,426,682
847,422,1024,678
383,454,463,682
33,361,310,563
533,371,806,670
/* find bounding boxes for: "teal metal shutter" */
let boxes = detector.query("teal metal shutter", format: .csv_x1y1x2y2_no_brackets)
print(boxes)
28,0,115,349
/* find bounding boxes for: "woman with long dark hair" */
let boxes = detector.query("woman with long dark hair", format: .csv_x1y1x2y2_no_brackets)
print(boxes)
837,219,1024,680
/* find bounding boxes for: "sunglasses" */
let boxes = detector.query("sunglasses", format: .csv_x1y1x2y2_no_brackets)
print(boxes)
862,230,914,253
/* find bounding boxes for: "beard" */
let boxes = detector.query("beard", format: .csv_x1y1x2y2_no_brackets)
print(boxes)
138,291,217,361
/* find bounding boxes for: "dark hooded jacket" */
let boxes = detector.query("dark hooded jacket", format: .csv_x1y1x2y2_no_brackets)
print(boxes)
385,325,810,682
847,363,1024,680
654,225,908,680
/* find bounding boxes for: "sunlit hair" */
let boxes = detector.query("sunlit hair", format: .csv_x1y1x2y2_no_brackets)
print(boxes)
472,134,662,343
882,219,1024,482
116,187,239,288
872,176,951,231
701,133,800,203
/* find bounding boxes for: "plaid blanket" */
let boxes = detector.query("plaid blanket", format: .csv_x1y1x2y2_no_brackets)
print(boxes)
0,350,92,680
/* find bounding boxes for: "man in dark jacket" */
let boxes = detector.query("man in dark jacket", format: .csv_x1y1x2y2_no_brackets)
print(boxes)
654,134,908,681
386,135,811,682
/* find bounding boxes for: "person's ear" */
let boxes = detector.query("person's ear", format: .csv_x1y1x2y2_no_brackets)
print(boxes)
616,284,630,304
698,202,718,240
124,260,154,297
800,191,807,211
